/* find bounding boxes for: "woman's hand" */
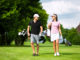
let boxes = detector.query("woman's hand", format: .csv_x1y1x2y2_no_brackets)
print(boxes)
59,25,62,36
60,31,62,36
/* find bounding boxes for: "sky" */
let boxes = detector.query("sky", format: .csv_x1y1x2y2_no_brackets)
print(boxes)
40,0,80,29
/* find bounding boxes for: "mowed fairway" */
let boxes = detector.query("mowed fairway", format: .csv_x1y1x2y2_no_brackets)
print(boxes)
0,42,80,60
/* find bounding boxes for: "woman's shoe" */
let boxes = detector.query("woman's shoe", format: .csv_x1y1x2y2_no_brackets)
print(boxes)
57,52,60,56
54,53,57,56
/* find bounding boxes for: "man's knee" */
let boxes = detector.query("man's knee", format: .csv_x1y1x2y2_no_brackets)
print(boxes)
31,42,34,45
37,44,39,46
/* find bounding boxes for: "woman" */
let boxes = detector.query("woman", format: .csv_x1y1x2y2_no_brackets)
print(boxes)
48,14,62,56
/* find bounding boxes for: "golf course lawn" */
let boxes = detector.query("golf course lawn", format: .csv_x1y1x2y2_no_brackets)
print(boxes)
0,42,80,60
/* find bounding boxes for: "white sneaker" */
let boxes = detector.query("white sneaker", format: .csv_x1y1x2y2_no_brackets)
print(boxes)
57,52,60,56
54,53,57,56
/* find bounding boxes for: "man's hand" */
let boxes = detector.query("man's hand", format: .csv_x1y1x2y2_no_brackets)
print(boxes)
27,26,30,37
40,26,43,34
28,32,30,37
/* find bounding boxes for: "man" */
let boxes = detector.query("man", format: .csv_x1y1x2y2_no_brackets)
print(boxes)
27,14,43,56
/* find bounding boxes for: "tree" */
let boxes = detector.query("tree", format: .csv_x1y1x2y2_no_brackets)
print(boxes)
0,0,48,45
66,28,80,45
60,24,80,45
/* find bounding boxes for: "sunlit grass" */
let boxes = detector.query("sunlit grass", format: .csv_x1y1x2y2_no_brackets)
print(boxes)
0,41,80,60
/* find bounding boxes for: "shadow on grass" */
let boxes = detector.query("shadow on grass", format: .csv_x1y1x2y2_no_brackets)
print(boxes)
40,52,80,56
0,44,73,47
0,45,53,47
0,45,71,47
0,45,31,47
61,53,80,55
40,45,53,47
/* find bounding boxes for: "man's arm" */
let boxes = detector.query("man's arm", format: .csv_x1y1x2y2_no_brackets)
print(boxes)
27,25,30,37
40,26,43,34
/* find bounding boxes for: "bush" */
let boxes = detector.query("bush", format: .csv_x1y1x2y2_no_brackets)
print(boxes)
64,28,80,45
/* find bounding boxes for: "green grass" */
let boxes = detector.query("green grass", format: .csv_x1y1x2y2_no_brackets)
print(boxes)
0,41,80,60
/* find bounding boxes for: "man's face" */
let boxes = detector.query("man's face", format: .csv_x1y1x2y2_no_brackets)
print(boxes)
34,17,39,20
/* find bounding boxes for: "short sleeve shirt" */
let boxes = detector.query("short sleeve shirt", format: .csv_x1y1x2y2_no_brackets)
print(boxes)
51,21,60,34
29,20,42,35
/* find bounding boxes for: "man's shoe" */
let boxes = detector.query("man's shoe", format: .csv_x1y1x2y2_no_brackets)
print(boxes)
33,53,36,56
36,54,39,56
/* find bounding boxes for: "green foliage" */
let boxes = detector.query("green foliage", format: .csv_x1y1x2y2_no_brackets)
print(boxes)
66,28,80,45
0,0,48,45
61,26,80,45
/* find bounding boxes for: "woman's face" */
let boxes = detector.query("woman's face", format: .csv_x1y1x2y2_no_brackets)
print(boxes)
52,16,56,21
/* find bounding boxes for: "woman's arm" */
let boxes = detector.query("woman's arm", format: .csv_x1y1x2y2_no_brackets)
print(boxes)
59,25,62,35
48,22,52,29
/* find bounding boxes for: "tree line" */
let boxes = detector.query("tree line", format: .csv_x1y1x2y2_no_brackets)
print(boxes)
0,0,48,45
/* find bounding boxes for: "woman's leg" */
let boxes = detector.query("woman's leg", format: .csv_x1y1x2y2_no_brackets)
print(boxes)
56,39,60,56
53,41,56,54
56,39,59,52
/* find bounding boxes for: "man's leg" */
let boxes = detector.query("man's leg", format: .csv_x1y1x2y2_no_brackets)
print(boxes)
31,34,36,55
36,44,39,55
35,35,39,55
31,43,35,54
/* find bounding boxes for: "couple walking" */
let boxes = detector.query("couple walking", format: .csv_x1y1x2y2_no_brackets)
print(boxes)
27,14,62,56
